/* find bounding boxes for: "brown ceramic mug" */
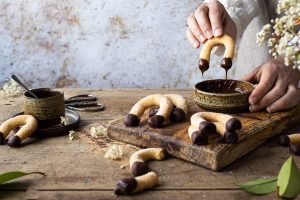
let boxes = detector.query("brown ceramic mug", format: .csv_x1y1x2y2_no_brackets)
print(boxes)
24,88,65,126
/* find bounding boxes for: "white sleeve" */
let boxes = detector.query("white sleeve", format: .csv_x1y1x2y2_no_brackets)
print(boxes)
218,0,262,39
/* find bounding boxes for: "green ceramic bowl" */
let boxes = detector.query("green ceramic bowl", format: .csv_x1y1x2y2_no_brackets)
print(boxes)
194,79,254,113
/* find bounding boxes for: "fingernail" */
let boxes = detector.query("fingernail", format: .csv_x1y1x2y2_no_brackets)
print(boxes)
267,107,273,113
205,30,213,39
193,40,199,48
251,97,257,105
199,35,206,43
214,28,222,36
249,105,257,112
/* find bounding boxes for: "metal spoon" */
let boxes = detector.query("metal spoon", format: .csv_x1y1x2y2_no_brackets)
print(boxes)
11,75,38,98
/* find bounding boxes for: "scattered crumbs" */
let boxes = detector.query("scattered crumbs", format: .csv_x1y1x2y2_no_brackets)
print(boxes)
0,79,23,97
104,144,123,160
90,126,107,138
60,116,70,125
69,130,79,141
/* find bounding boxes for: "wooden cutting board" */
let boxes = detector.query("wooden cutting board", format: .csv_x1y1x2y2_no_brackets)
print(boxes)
107,100,300,171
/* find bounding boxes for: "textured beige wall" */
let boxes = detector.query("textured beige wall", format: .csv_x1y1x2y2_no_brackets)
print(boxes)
0,0,234,88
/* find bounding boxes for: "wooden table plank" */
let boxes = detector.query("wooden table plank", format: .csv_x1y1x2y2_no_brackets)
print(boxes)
0,88,300,199
0,190,280,200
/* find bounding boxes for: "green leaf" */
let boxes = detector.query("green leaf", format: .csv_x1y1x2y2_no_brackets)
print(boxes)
0,171,45,184
238,177,277,195
277,156,300,198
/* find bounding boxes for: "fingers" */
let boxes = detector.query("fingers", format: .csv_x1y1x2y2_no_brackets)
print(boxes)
248,65,278,105
187,15,206,43
249,78,288,112
186,1,227,48
266,84,300,113
186,28,200,48
194,6,213,39
207,2,223,37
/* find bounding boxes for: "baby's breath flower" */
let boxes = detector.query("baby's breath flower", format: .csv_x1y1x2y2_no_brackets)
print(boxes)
104,144,123,160
69,130,79,141
0,79,23,97
257,0,300,71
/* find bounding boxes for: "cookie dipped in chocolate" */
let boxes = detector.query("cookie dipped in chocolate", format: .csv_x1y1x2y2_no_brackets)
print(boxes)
198,59,209,75
221,57,232,79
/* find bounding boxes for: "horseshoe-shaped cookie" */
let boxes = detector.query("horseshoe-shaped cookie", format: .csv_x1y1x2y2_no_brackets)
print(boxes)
124,94,173,128
0,115,38,147
191,112,241,133
198,34,235,74
149,94,189,123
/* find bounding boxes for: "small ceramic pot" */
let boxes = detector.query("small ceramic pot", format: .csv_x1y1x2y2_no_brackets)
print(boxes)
194,79,254,113
24,88,65,126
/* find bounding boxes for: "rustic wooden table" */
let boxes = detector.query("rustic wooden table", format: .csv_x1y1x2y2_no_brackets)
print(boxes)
0,88,300,200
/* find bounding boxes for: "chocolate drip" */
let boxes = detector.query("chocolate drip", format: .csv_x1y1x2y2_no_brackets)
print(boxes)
221,57,232,79
198,59,209,75
220,57,232,70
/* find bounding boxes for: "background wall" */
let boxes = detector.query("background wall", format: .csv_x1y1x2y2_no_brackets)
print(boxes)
0,0,234,89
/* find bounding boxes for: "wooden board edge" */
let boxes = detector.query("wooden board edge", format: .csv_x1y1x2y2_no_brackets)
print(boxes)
214,112,300,170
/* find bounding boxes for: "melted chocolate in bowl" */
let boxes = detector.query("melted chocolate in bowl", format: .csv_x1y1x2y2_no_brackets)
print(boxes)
196,79,250,94
194,79,254,112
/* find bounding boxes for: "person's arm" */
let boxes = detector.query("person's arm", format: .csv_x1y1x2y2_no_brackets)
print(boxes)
217,0,261,40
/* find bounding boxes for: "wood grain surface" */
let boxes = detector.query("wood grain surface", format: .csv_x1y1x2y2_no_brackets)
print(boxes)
107,97,300,170
0,88,300,200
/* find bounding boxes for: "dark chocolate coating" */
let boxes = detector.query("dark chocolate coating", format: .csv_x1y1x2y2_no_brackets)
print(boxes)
223,131,238,143
124,114,140,127
131,161,149,177
195,79,247,94
220,57,232,70
7,135,21,148
277,135,290,146
114,177,137,195
199,121,216,135
289,143,300,156
149,107,159,118
0,132,5,145
198,59,209,75
191,131,208,145
148,115,165,128
169,108,186,123
226,118,242,132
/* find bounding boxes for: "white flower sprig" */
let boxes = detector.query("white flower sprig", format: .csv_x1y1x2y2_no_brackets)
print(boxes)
256,0,300,71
